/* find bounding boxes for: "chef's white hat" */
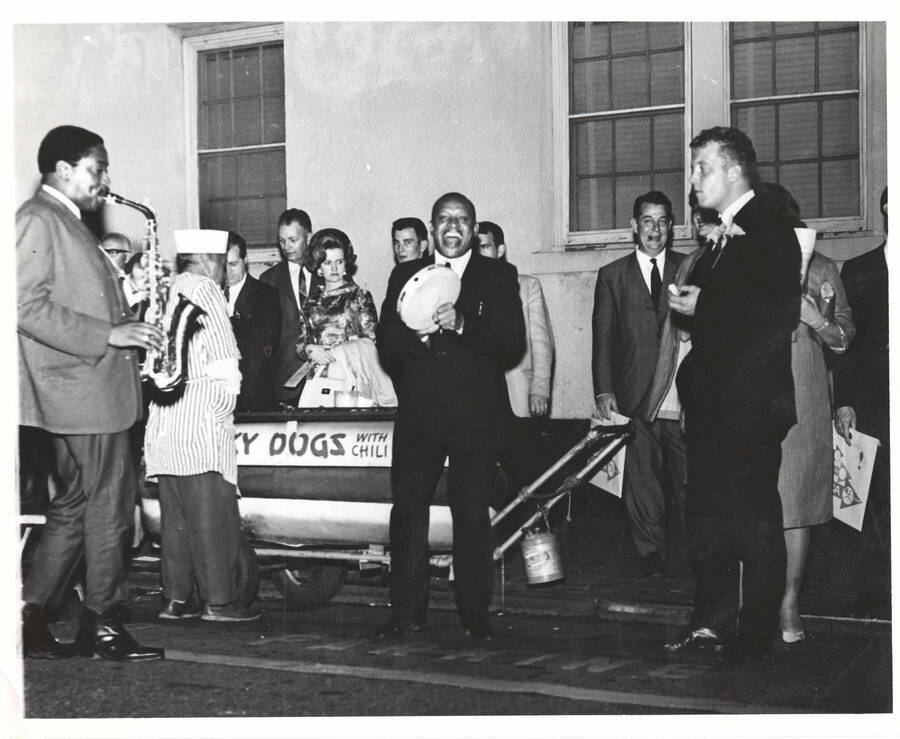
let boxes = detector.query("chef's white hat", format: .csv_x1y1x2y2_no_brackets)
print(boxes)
174,229,229,254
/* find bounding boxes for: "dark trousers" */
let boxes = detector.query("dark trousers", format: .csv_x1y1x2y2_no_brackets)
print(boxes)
389,447,494,626
158,472,240,607
23,430,135,614
622,417,687,560
685,421,786,645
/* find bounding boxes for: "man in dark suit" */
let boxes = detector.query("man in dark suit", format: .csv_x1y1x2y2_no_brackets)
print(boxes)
259,208,322,405
592,190,687,578
17,125,164,661
225,232,281,412
376,192,526,640
668,127,800,660
833,186,890,619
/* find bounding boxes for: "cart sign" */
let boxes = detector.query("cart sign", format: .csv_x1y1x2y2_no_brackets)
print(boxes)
235,420,394,467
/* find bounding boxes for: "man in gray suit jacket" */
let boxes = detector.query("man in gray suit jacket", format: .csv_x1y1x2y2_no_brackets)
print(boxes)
18,125,164,661
592,190,687,577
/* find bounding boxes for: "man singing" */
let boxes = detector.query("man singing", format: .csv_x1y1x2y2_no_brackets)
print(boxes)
376,192,525,639
18,125,165,661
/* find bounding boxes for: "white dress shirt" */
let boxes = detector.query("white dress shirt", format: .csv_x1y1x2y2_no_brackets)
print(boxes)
435,249,472,279
226,274,247,317
634,247,666,295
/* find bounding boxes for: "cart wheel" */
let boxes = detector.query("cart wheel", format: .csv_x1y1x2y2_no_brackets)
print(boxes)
236,538,260,606
273,561,347,609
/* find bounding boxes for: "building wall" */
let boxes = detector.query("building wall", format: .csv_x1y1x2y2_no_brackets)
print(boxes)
13,21,888,418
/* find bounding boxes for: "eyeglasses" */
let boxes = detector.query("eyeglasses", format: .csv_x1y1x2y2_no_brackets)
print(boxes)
638,217,671,230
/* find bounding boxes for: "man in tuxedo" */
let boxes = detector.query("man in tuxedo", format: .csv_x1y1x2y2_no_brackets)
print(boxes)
225,232,281,412
376,192,525,639
667,127,800,660
392,217,430,264
259,208,322,405
18,124,164,661
833,186,890,619
592,191,687,578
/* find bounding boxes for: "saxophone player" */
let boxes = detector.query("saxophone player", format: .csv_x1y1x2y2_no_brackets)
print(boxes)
17,125,166,661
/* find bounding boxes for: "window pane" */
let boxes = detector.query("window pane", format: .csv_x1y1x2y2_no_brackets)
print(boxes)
611,56,648,110
232,46,260,98
818,21,858,32
818,30,859,90
615,175,650,229
649,23,682,50
575,177,613,231
775,36,815,95
774,22,816,35
238,198,269,241
779,101,819,160
572,59,609,114
262,44,284,94
199,153,237,199
653,171,684,223
653,113,683,170
610,22,646,54
732,40,773,98
614,117,651,172
821,159,859,217
821,98,858,157
757,164,776,184
201,51,232,101
734,105,776,162
571,22,609,59
650,51,683,106
263,95,286,144
201,101,233,149
572,119,612,176
778,162,819,220
233,98,262,147
732,22,772,41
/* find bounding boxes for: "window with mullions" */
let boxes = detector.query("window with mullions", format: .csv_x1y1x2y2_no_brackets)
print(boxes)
568,22,685,233
730,22,860,220
197,41,286,250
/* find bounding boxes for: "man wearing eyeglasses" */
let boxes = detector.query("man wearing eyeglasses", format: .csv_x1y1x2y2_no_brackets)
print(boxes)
591,190,687,579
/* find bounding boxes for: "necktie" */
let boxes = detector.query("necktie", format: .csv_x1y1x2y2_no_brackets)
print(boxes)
650,257,661,307
224,285,230,302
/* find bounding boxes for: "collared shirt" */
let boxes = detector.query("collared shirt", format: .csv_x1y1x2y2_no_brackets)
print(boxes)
719,189,755,228
226,274,247,317
288,262,315,309
634,247,667,295
435,248,472,279
41,184,80,219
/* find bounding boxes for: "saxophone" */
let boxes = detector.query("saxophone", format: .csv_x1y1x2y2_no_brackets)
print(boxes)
105,192,205,402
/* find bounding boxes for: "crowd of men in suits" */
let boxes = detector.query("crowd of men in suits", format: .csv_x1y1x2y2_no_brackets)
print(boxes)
17,122,888,665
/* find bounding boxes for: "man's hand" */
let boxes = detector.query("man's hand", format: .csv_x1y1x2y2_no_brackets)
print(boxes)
306,345,333,365
594,393,618,421
799,294,825,329
834,405,857,444
433,302,463,332
529,394,549,417
108,322,165,352
667,284,700,317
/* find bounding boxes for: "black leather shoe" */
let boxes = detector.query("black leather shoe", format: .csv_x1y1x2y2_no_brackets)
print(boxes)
76,609,165,662
463,615,494,640
641,552,667,578
22,603,77,660
664,627,723,653
158,599,202,620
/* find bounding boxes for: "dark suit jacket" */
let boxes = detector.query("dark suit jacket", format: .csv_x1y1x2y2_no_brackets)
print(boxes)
258,260,322,404
377,251,526,455
833,243,888,441
680,194,801,444
231,275,281,412
592,249,683,418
